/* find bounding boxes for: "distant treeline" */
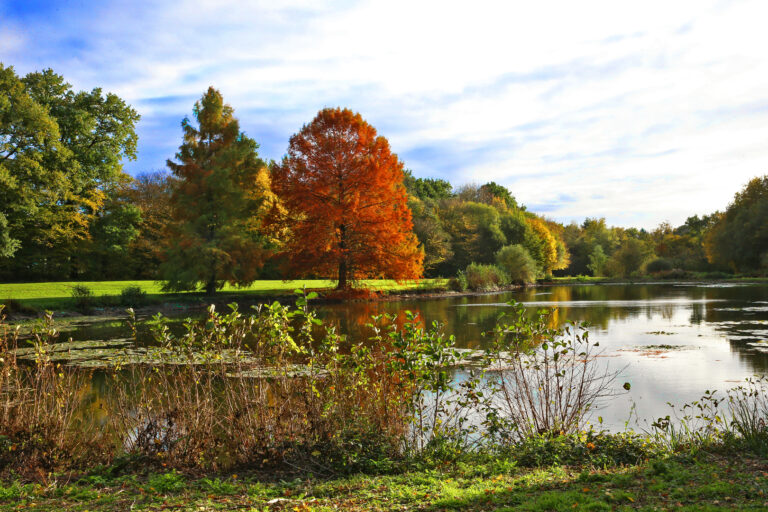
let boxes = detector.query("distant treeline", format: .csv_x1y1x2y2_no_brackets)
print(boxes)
2,64,767,286
405,174,767,285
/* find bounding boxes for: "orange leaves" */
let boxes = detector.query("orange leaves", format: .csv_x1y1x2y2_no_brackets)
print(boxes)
271,107,424,289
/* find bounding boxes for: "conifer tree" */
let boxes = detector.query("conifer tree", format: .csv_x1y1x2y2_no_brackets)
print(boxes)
162,87,276,294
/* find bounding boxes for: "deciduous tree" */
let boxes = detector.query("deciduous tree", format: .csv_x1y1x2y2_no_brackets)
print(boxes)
704,176,768,272
0,64,139,280
271,107,423,289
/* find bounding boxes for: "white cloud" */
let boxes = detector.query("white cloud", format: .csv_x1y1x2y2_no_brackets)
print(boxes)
4,0,768,228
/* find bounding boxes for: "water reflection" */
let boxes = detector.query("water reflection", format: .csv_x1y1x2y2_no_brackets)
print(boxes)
40,283,768,431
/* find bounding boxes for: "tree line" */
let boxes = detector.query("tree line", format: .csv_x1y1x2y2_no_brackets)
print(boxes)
2,64,767,289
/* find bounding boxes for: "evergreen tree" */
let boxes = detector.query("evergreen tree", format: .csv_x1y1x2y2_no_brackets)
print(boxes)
162,88,276,294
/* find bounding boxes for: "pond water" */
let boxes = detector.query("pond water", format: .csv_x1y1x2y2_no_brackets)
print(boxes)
28,282,768,432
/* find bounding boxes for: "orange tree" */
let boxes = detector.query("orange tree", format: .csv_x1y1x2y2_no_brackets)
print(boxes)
271,107,423,289
162,88,277,294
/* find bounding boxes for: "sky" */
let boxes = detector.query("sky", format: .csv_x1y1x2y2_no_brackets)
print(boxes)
2,0,768,229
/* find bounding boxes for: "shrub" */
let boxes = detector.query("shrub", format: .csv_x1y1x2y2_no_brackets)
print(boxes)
513,431,659,468
479,303,624,444
702,271,731,279
0,299,37,315
120,285,148,307
71,284,94,312
495,244,537,284
646,257,673,273
448,270,468,291
657,268,689,280
464,263,509,291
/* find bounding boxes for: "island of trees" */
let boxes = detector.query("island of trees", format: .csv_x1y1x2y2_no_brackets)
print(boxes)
2,64,768,292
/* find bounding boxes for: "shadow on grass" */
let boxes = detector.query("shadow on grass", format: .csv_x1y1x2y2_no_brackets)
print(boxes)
424,455,765,511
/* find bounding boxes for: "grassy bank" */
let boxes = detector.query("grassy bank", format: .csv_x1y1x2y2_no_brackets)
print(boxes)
0,279,449,312
2,451,767,511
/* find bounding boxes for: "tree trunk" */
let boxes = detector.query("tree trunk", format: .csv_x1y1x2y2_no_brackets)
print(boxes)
336,223,348,290
206,265,217,295
337,259,347,290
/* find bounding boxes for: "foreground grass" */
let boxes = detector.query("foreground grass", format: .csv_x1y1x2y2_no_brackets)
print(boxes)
0,279,448,311
1,453,766,511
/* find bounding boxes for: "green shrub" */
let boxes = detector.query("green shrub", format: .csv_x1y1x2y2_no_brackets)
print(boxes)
464,263,509,291
495,244,537,284
702,271,731,279
71,284,94,312
646,257,673,273
448,270,468,291
120,285,147,307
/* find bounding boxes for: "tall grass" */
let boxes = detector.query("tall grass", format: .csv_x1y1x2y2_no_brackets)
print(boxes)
1,298,766,478
0,309,109,477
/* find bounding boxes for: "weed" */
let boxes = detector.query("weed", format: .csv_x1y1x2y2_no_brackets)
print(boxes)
145,471,186,493
70,284,94,312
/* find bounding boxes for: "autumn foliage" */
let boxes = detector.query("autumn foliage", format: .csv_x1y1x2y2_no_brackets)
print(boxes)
271,108,423,289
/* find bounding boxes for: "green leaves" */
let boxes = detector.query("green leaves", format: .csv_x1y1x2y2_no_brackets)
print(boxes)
161,88,273,294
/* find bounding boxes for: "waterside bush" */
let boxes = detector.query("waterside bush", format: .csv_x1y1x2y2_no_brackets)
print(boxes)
1,299,766,479
463,263,509,291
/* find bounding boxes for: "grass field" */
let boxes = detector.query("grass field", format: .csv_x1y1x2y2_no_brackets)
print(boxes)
0,279,449,311
1,453,766,511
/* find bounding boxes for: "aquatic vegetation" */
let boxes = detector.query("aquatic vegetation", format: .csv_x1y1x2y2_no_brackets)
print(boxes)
1,295,767,478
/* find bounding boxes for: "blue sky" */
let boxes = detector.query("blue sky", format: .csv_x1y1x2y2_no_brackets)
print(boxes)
2,0,768,228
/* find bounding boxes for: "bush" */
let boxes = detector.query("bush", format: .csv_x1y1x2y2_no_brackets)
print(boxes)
448,270,468,291
646,258,673,273
120,286,147,307
495,244,538,284
657,268,689,280
71,284,94,312
464,263,509,291
702,271,732,279
480,304,624,444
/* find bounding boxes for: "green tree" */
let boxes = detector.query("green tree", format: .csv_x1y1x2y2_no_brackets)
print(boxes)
438,200,506,274
606,237,654,277
704,176,768,272
496,244,537,284
479,181,518,209
0,65,139,280
0,64,64,259
124,171,175,279
587,245,607,276
162,87,276,294
408,196,453,275
403,170,453,200
84,183,143,278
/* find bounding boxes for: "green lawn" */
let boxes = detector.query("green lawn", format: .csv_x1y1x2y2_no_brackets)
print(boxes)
1,453,766,511
0,279,448,311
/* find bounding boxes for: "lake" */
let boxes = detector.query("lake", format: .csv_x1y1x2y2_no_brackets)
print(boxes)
35,282,768,432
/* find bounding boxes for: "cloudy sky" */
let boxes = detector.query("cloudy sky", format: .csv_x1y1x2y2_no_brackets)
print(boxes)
2,0,768,228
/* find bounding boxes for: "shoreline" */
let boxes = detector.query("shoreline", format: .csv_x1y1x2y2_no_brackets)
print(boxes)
3,276,768,321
